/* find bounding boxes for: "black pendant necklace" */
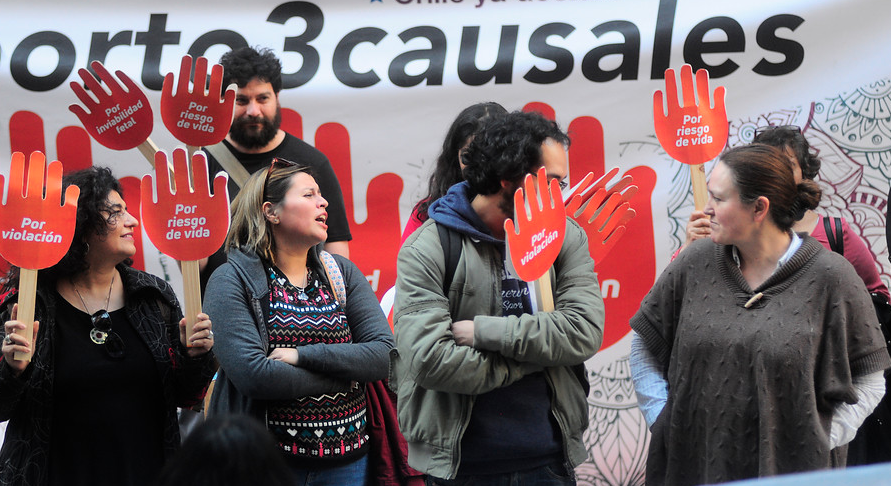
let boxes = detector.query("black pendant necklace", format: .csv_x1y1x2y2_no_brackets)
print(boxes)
73,274,115,345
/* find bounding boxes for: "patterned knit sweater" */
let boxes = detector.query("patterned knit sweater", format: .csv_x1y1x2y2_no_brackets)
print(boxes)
265,265,368,464
631,236,891,486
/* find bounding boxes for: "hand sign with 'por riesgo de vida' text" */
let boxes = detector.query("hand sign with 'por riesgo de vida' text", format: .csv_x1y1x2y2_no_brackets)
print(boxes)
653,64,728,165
140,148,229,343
161,55,236,148
654,65,729,209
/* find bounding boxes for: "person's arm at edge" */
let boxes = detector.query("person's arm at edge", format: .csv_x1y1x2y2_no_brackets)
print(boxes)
830,370,884,447
629,331,668,429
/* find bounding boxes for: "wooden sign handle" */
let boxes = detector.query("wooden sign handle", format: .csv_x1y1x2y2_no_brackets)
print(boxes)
691,164,708,211
536,272,555,312
138,138,176,177
13,268,38,362
181,259,202,346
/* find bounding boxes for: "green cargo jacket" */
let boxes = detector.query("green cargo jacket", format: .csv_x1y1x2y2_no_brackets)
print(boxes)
392,217,605,479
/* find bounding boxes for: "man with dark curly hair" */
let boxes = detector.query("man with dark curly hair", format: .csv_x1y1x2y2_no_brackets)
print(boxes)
393,111,605,484
200,46,351,291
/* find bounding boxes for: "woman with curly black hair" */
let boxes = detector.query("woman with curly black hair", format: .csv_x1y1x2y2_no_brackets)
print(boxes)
0,166,216,486
402,102,506,240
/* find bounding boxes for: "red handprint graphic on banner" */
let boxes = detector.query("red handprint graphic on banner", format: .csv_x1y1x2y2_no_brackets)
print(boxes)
524,102,657,350
281,109,404,300
161,55,235,148
565,167,638,264
10,111,93,174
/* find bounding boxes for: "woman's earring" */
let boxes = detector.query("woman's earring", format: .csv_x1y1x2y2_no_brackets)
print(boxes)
84,242,90,254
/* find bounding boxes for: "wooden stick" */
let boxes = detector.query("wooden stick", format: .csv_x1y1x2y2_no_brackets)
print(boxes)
536,272,555,312
136,138,177,180
180,259,202,347
13,268,38,362
690,163,708,211
136,138,160,168
186,145,199,184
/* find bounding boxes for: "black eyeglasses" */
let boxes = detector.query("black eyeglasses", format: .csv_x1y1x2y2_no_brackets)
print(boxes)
753,125,802,137
262,157,300,202
88,310,125,359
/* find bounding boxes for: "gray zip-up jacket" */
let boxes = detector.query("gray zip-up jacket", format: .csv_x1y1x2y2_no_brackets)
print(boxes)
392,210,605,479
205,247,393,420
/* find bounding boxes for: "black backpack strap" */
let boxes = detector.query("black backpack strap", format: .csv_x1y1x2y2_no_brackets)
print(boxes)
824,217,845,255
436,223,462,294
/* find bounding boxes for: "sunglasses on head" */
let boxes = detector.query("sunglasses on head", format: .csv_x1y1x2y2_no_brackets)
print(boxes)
88,310,125,359
753,125,801,137
262,157,300,202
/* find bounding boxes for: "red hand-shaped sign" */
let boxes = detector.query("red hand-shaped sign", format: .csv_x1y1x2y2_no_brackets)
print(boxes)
69,61,154,151
161,55,235,147
0,152,79,270
524,103,657,350
505,167,567,282
565,167,638,264
653,64,728,165
140,148,230,262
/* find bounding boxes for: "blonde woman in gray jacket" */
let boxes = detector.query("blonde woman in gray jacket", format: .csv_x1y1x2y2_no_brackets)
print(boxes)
205,158,393,485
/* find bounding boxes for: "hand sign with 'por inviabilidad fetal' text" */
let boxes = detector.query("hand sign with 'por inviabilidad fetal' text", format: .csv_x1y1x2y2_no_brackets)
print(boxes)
69,61,154,153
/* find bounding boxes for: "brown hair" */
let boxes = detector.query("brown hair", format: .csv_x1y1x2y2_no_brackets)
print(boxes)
719,144,822,231
225,162,312,263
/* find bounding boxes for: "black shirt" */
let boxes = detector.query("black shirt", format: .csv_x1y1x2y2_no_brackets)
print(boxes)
49,296,165,486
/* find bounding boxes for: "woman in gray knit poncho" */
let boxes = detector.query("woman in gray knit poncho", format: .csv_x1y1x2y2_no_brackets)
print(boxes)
630,144,891,486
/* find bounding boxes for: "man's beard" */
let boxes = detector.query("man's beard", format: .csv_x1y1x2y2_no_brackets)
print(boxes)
229,105,282,150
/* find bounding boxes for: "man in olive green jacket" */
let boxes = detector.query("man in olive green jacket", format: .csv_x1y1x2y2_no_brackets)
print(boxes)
392,112,605,482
